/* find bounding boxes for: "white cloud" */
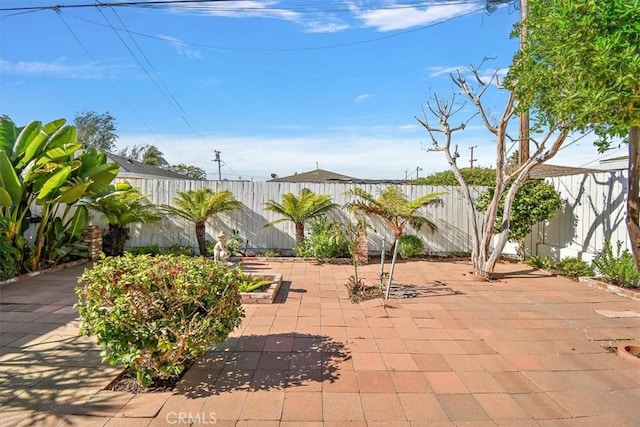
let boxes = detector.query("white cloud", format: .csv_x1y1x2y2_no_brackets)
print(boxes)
157,35,202,59
353,3,480,32
117,126,618,181
164,1,480,34
0,58,129,79
426,65,468,78
355,93,371,103
170,0,300,21
303,20,351,33
426,64,509,87
117,131,439,180
1,59,97,79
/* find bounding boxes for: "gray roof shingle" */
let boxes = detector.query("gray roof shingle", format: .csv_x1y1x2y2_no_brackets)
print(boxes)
106,153,198,180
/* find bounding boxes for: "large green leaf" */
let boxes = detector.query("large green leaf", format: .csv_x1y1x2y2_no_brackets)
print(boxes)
0,119,18,157
37,165,71,202
83,163,120,196
57,177,92,204
0,187,12,207
17,119,65,169
36,143,83,166
47,125,77,150
13,120,41,160
0,151,22,205
67,206,89,238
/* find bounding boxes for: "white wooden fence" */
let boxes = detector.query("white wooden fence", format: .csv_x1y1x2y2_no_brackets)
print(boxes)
107,171,629,261
521,170,629,262
110,179,485,255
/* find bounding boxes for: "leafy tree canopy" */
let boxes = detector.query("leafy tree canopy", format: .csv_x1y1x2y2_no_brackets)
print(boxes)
119,144,168,167
74,111,118,153
507,0,640,148
168,164,207,180
414,167,496,186
477,180,563,258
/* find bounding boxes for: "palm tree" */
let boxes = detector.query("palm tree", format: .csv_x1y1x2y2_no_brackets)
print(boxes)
141,145,168,167
263,188,338,246
163,189,242,256
346,186,444,299
86,183,162,256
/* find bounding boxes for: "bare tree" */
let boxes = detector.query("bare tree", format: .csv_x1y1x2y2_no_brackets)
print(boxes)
416,66,569,279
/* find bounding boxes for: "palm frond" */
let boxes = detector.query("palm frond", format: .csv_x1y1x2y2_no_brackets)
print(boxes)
165,188,242,223
346,186,445,237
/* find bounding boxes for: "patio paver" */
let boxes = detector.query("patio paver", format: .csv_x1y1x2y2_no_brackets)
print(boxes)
1,258,639,425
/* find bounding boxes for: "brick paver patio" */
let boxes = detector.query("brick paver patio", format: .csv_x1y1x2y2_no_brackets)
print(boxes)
1,258,639,426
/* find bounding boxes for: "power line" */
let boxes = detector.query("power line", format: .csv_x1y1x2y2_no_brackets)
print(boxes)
55,9,163,144
98,7,199,131
59,5,485,53
68,6,221,159
2,1,487,13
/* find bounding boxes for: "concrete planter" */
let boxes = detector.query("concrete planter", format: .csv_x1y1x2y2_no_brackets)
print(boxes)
240,274,283,304
617,342,640,367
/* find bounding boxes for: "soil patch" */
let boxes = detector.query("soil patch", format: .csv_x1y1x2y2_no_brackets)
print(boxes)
106,359,194,394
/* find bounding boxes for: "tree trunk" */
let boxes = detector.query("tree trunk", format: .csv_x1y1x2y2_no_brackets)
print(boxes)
106,224,128,257
354,230,368,265
517,237,527,261
385,237,400,300
295,222,304,246
626,125,640,272
195,221,207,256
484,176,523,277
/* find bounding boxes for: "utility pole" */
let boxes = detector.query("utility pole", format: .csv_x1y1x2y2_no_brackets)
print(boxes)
415,166,422,179
469,145,478,169
213,150,222,181
404,170,409,181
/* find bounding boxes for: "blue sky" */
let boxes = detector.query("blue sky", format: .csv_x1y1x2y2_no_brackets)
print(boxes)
0,0,626,180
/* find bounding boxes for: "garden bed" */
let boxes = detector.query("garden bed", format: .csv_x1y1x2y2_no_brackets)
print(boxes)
240,274,283,304
242,256,353,265
578,276,640,301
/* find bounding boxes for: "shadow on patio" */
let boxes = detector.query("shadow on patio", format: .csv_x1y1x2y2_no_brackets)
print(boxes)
175,333,350,398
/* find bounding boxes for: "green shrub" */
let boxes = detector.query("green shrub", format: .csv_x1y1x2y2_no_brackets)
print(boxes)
592,239,640,288
554,257,594,278
206,230,244,256
524,255,553,270
76,254,244,386
227,229,244,255
163,245,195,256
0,217,18,280
397,234,424,259
126,245,195,257
260,250,280,257
295,218,349,260
126,245,161,256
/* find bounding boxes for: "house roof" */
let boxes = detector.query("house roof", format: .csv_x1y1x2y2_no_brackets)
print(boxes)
268,169,358,183
529,163,601,179
106,153,197,180
267,164,598,184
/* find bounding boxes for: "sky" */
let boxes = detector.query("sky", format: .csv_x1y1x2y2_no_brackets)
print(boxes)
0,0,627,180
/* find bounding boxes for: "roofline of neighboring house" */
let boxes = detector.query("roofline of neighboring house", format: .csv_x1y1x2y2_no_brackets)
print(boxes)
106,152,200,180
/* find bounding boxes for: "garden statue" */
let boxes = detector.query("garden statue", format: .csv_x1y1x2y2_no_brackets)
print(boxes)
213,231,231,262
